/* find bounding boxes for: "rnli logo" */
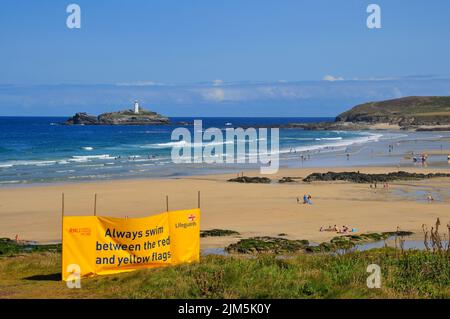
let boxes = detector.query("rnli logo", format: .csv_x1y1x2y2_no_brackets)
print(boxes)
188,214,196,222
68,227,91,236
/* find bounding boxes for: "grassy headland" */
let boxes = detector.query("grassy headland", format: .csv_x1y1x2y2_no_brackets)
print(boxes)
336,96,450,126
287,96,450,131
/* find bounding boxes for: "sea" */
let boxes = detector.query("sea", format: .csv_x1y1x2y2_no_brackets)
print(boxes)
0,116,448,185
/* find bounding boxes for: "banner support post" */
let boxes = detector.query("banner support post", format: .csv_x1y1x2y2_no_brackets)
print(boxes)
94,193,97,216
61,193,65,239
198,191,201,209
166,195,169,212
61,193,64,281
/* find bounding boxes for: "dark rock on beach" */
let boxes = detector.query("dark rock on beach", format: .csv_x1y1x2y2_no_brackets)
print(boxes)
415,126,450,132
226,231,415,255
278,177,300,183
307,231,415,252
303,171,450,183
200,229,240,238
227,176,271,183
226,237,310,254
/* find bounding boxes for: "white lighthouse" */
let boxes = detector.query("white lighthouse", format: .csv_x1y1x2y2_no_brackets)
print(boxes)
134,100,140,114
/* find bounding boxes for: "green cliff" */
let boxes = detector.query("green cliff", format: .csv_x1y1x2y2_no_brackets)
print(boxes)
335,96,450,127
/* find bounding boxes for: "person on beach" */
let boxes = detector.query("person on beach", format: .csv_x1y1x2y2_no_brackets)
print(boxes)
337,225,354,234
320,225,337,232
303,194,312,205
302,194,312,205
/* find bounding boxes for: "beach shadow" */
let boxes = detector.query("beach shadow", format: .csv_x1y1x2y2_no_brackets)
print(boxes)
24,273,61,281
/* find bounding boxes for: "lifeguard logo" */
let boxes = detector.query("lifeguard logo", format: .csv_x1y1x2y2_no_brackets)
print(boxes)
68,227,91,236
175,215,198,229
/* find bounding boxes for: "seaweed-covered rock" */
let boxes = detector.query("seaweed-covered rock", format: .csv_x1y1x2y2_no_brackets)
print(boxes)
226,237,309,254
227,231,414,255
227,176,271,184
305,243,336,253
326,231,414,251
303,171,450,183
382,230,414,237
200,229,240,238
278,177,298,183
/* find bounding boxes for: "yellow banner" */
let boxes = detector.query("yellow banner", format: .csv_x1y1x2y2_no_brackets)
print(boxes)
62,208,200,281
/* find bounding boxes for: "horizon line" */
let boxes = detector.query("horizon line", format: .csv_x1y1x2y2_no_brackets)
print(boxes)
1,75,450,87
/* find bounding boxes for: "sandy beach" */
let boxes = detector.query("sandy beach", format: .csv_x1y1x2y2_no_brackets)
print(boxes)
1,165,449,248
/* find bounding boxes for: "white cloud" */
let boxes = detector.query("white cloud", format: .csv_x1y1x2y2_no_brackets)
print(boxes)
322,75,344,82
201,88,226,102
3,77,450,116
115,81,163,87
212,79,224,86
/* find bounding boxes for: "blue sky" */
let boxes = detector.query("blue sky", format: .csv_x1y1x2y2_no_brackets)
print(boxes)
0,0,449,116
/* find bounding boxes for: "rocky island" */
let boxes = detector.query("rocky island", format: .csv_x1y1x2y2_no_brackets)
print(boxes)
64,101,170,125
278,96,450,131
